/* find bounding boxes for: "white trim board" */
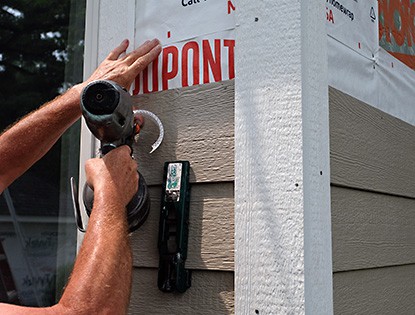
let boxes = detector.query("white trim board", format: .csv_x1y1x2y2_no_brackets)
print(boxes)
234,0,333,314
77,0,137,250
76,0,100,250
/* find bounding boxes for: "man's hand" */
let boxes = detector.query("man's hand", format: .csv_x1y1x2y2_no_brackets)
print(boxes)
0,39,159,314
82,38,161,90
85,146,138,209
0,39,161,193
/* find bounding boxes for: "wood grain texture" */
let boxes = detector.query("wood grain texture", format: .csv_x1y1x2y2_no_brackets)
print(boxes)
131,183,234,271
331,186,415,272
234,0,334,312
131,81,234,186
333,264,415,315
128,268,234,315
329,87,415,198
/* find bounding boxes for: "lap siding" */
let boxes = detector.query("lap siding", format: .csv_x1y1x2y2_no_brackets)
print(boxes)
329,87,415,314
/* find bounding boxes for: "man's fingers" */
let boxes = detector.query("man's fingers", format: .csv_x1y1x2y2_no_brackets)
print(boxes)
116,145,133,157
84,158,100,188
104,145,132,161
107,39,129,60
125,38,160,64
130,43,162,73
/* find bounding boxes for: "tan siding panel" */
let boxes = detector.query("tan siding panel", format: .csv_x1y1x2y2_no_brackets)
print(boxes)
131,183,234,271
132,81,235,185
331,186,415,272
333,264,415,315
128,268,234,315
329,87,415,198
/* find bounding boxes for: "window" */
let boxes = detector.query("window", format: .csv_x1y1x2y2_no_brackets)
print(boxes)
0,0,86,306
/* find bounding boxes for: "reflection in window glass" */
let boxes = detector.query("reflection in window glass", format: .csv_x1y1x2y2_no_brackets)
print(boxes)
0,0,86,306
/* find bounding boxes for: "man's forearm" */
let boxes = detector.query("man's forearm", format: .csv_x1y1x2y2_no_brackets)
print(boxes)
0,38,162,193
0,192,133,315
55,191,132,314
0,85,83,192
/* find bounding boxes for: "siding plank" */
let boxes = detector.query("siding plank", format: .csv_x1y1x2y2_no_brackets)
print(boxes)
128,268,234,315
333,264,415,315
331,186,415,272
329,87,415,198
132,81,235,185
330,89,415,314
131,183,234,271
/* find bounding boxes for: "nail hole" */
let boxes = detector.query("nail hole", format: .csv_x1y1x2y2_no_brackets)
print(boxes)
295,183,299,187
255,310,259,314
255,17,259,22
320,171,323,175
